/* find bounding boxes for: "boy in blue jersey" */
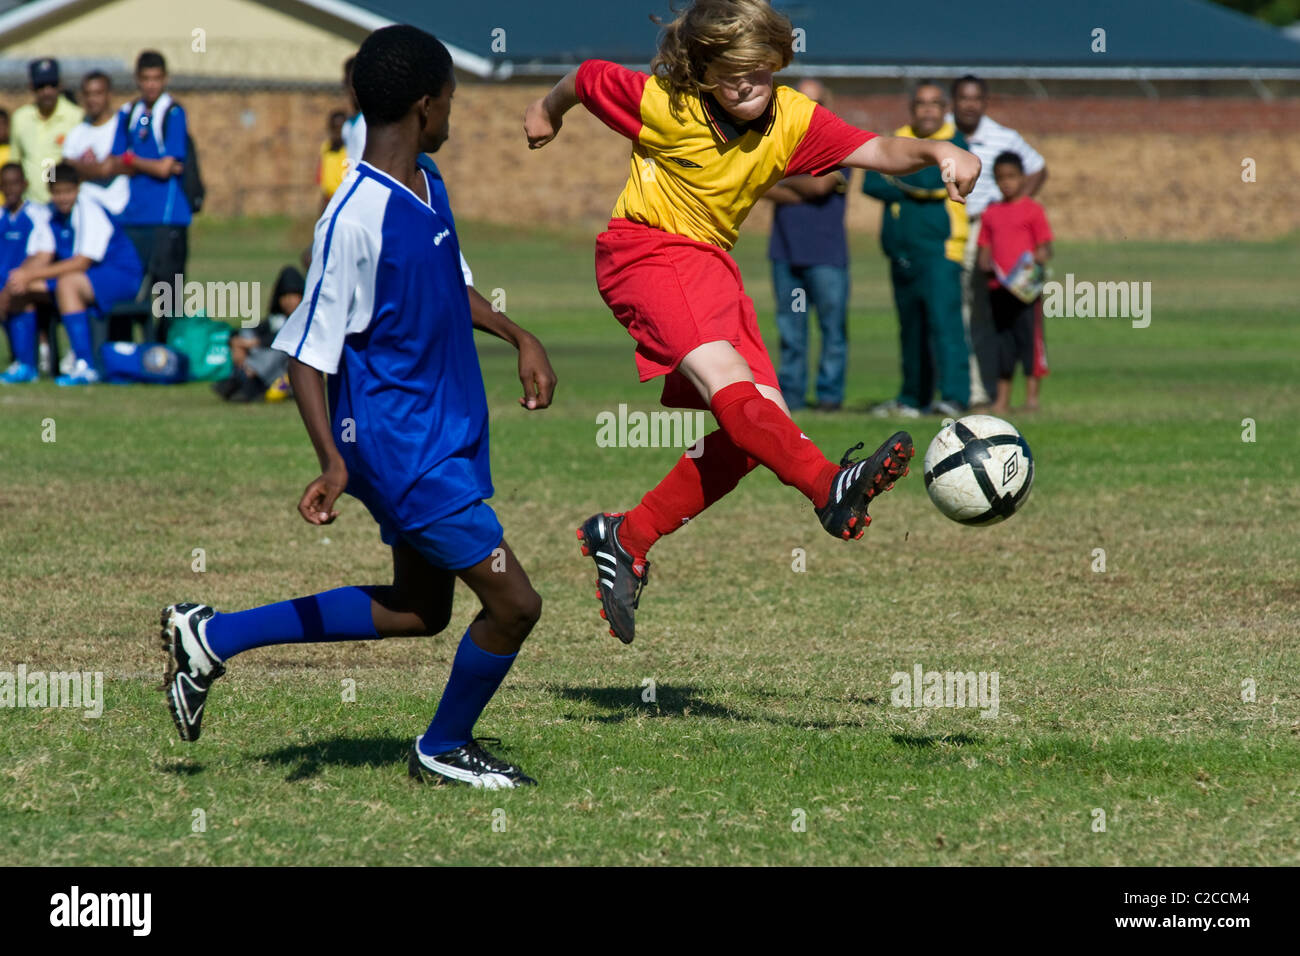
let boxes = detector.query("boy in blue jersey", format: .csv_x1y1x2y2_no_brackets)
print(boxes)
109,50,189,342
0,163,52,383
3,162,143,385
161,25,558,790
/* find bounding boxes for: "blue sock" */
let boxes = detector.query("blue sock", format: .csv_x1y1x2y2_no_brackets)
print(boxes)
62,311,94,365
419,628,517,755
7,311,37,367
203,586,378,661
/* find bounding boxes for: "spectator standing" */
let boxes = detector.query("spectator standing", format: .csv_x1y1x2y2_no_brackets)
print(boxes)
977,152,1053,414
950,74,1047,406
317,110,347,211
863,81,971,417
10,58,83,204
764,79,851,412
341,56,366,169
109,50,191,343
63,71,129,218
0,109,12,167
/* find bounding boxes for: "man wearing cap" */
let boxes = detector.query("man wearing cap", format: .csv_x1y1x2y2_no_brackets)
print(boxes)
10,58,84,204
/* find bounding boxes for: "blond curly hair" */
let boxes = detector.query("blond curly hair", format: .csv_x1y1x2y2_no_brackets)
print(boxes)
650,0,795,114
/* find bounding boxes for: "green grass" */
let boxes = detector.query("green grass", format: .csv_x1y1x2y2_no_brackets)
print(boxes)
0,218,1297,865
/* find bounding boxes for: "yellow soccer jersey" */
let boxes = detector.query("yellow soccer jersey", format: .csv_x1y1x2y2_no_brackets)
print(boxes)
576,59,874,249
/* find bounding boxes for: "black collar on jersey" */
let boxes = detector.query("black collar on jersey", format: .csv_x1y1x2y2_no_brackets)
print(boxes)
700,90,776,143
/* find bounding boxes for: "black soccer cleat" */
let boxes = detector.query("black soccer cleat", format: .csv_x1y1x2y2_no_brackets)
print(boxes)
160,603,226,742
576,512,649,645
408,737,537,789
815,431,914,540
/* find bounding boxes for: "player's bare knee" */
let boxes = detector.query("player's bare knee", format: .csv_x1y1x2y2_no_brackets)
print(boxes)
418,603,453,636
496,588,541,641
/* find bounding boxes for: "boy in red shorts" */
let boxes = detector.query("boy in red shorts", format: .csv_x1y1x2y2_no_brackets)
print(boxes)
524,0,980,644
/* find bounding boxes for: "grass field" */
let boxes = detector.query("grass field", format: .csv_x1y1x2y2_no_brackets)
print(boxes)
1,217,1297,865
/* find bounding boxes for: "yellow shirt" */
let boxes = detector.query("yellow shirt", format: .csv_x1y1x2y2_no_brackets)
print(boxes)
11,96,84,202
318,141,347,198
576,60,873,250
0,144,10,167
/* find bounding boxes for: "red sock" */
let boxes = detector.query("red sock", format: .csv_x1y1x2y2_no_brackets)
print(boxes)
620,429,758,564
709,381,838,507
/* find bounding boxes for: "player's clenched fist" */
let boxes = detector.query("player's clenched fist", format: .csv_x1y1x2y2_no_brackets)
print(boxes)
524,97,562,149
937,141,981,203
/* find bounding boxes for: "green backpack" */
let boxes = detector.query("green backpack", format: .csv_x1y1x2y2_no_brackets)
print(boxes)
166,314,233,382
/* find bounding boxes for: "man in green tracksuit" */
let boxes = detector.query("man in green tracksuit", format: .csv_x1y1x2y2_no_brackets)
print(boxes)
863,81,971,416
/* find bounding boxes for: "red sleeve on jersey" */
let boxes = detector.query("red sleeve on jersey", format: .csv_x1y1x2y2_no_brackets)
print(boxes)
575,59,648,141
786,105,876,177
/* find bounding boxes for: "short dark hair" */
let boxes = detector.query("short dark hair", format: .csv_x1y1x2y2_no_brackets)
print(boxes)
352,25,453,126
911,79,945,100
81,70,111,89
951,73,987,97
136,50,166,73
0,161,23,179
0,107,9,121
993,150,1023,172
343,55,356,76
51,161,80,185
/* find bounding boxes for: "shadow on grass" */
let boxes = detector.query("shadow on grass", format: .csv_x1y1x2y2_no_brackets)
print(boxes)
257,736,410,782
890,733,982,748
556,684,878,730
158,759,204,775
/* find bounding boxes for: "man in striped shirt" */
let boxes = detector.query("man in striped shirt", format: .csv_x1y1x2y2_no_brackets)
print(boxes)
950,75,1047,406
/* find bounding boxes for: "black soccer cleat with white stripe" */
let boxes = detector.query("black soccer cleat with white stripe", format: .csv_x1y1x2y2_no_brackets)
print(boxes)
576,512,649,645
815,431,914,540
160,603,226,742
408,737,537,789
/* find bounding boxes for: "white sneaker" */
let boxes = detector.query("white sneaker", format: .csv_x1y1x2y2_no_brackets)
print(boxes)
55,359,100,386
59,349,76,375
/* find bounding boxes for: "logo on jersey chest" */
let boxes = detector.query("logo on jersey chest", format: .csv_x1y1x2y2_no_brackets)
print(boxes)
661,155,702,169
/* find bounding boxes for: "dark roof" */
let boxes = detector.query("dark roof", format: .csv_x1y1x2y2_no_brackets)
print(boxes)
352,0,1300,70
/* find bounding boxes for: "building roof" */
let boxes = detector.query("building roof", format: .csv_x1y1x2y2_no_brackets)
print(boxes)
348,0,1300,74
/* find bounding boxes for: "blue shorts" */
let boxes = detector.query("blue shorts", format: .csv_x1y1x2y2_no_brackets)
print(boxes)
87,264,143,311
378,499,503,571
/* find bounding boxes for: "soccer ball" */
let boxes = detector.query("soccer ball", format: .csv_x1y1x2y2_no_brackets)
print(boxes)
922,415,1034,525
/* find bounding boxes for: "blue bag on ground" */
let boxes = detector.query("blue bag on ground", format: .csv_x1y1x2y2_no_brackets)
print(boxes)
98,341,190,384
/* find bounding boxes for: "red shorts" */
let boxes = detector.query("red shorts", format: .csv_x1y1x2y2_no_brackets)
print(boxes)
594,218,778,410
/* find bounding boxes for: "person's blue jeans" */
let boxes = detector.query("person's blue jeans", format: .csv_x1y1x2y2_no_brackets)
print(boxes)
772,260,849,409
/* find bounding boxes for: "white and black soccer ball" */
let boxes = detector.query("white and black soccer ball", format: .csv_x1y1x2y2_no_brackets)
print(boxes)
923,415,1034,525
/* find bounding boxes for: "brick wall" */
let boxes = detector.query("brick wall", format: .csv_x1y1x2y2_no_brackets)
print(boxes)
4,85,1297,240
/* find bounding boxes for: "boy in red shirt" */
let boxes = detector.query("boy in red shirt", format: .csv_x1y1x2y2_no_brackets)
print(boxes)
524,0,980,644
977,151,1053,414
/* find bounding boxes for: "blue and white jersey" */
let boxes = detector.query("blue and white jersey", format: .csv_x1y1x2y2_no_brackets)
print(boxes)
273,160,491,528
34,193,143,272
418,153,475,288
111,92,191,227
0,201,51,276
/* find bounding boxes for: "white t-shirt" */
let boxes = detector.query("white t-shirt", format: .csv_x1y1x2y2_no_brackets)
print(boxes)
949,113,1046,218
62,116,130,216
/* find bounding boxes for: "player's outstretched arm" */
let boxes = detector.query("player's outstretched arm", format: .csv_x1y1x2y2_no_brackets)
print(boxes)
524,69,579,149
287,357,347,525
466,287,557,410
844,136,981,204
